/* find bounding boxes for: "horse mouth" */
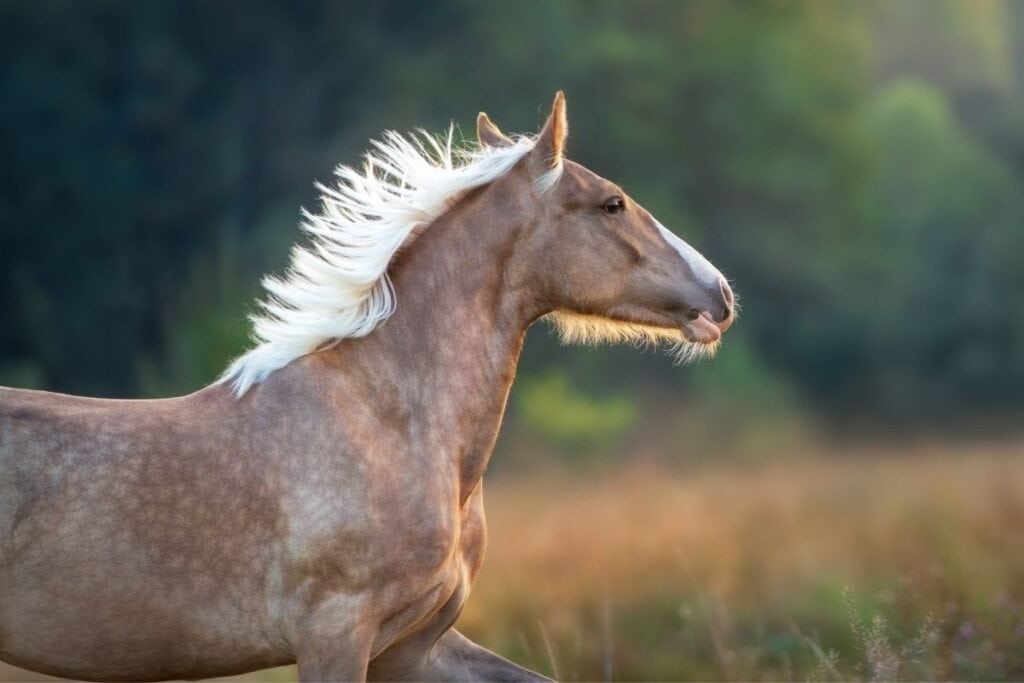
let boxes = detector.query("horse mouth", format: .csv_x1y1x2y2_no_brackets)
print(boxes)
575,304,731,348
681,312,726,345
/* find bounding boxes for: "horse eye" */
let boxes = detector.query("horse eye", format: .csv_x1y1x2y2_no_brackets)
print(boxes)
602,196,625,214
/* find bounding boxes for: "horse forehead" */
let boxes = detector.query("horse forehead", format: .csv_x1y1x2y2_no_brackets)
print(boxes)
561,159,618,195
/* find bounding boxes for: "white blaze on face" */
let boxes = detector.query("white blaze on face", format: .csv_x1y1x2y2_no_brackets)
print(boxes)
655,220,723,288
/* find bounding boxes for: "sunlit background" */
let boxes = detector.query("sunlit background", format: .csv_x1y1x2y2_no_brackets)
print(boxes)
2,1,1023,680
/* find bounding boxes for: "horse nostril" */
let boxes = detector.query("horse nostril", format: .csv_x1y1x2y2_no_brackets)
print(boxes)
720,279,734,308
712,306,731,324
715,279,735,323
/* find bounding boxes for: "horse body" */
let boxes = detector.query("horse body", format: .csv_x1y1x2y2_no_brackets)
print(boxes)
0,93,734,681
1,162,538,681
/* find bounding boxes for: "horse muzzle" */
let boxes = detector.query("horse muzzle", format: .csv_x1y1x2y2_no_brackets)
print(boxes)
680,278,735,344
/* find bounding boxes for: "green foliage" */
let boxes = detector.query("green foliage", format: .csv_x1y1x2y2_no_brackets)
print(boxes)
515,371,637,453
137,248,254,397
852,80,1024,414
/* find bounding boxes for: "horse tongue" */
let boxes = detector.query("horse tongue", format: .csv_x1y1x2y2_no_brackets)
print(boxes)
685,313,722,344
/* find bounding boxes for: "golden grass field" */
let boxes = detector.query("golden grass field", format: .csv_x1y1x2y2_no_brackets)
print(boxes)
3,439,1022,682
463,442,1024,681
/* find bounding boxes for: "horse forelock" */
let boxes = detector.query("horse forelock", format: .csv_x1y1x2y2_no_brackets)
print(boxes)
218,128,541,397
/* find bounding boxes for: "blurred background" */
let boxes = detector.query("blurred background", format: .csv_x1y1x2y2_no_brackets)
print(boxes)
2,0,1023,680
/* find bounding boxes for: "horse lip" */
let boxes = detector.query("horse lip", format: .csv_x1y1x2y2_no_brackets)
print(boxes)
681,312,724,344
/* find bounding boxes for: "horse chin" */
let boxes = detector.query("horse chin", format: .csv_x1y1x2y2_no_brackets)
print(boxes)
543,310,720,364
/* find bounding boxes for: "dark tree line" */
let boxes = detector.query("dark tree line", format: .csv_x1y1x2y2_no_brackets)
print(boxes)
2,0,1023,425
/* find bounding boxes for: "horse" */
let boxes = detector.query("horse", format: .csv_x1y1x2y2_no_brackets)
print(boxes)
0,92,734,682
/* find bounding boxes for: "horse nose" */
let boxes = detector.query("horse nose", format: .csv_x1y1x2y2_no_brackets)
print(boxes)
710,278,735,330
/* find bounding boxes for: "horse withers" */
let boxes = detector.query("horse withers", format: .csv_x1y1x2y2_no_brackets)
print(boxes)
0,92,734,682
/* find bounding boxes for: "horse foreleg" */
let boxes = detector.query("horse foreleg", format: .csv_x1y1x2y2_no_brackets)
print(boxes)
416,629,551,682
293,596,376,682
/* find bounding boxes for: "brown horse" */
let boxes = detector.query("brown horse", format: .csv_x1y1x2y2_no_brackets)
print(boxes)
0,93,734,682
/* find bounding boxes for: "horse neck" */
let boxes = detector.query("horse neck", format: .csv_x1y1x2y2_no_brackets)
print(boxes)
326,180,542,499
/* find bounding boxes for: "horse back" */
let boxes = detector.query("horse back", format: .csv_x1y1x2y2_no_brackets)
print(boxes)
0,385,191,544
0,385,195,472
0,385,296,680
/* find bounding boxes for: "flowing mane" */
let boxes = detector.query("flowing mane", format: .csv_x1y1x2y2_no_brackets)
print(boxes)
219,128,539,396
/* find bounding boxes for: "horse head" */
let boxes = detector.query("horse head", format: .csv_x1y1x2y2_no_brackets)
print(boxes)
478,92,735,360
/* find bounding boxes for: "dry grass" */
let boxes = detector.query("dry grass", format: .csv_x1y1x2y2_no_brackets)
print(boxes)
3,440,1023,681
459,441,1024,681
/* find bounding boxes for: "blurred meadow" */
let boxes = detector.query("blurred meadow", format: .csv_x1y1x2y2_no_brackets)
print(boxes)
2,0,1024,680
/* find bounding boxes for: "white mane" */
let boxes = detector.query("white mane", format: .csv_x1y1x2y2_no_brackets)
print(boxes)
219,127,539,396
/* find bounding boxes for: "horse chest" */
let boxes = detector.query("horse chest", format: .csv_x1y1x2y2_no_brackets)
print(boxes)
373,493,486,652
277,443,490,659
380,484,487,601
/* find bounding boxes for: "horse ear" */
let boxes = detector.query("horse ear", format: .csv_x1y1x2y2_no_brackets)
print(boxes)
477,112,512,147
531,91,568,170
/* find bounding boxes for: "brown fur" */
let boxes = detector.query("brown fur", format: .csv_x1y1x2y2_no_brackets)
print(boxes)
0,93,733,681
